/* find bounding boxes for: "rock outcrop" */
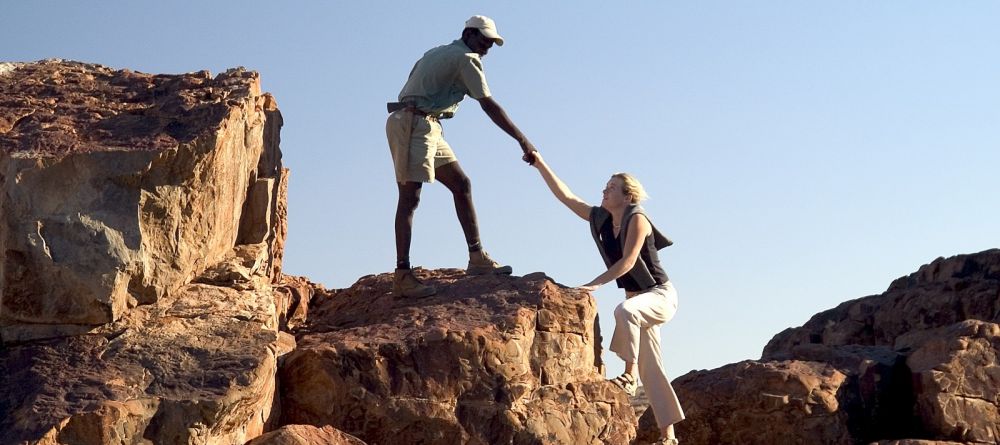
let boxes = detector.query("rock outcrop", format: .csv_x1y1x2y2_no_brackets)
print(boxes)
0,59,286,335
279,269,636,445
764,250,1000,355
634,249,1000,444
0,268,295,444
0,60,289,444
245,424,366,445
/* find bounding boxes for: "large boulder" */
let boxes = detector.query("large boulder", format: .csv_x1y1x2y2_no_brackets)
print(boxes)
0,60,286,333
279,269,636,445
634,344,917,444
903,320,1000,443
668,360,853,445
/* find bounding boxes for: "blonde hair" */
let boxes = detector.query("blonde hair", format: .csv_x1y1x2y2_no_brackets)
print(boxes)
612,172,649,204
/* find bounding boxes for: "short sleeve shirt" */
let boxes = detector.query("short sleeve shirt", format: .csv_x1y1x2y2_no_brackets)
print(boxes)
397,40,491,118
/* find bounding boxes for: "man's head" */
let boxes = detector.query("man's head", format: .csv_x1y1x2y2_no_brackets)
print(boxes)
462,15,504,56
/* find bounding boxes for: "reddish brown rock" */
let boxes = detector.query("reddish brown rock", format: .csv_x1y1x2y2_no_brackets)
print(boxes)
0,60,291,444
0,60,285,334
268,167,290,280
636,345,919,444
631,250,1000,444
871,441,965,445
279,269,635,445
246,424,366,445
274,274,329,331
905,320,1000,443
0,275,292,444
764,249,1000,355
665,360,852,445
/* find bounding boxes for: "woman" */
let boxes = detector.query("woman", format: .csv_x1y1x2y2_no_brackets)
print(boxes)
531,152,684,444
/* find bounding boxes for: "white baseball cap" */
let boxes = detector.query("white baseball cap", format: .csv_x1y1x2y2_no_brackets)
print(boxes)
465,15,504,46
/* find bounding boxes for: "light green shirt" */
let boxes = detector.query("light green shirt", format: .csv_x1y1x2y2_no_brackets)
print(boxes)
397,40,491,119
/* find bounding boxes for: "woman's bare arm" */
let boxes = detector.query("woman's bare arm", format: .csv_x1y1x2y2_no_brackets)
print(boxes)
531,152,590,220
581,214,651,288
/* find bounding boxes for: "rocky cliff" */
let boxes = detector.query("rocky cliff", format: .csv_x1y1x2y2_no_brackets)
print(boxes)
1,59,286,338
0,60,633,444
0,60,291,444
633,250,1000,445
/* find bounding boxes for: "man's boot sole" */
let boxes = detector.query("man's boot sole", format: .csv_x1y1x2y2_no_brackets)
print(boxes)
466,265,513,276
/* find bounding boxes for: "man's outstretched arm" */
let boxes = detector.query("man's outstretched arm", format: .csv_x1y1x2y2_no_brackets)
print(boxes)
477,96,536,163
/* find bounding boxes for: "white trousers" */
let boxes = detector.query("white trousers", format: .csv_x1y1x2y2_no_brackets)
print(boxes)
610,281,685,428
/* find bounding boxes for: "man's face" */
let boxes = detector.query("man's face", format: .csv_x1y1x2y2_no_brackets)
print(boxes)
468,31,495,56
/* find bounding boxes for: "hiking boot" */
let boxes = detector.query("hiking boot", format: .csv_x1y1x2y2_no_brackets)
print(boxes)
467,250,512,275
609,372,638,396
393,268,436,298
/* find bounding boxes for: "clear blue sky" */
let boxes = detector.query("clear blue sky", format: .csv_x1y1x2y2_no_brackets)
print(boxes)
6,2,998,380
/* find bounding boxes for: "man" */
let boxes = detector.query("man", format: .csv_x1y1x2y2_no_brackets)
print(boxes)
386,15,537,297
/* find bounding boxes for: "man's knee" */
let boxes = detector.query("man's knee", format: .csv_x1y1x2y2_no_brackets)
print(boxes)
449,171,472,195
405,194,421,209
459,175,472,194
438,162,473,195
397,184,423,210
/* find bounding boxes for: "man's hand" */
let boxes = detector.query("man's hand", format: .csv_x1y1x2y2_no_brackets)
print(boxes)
520,140,538,165
578,284,600,292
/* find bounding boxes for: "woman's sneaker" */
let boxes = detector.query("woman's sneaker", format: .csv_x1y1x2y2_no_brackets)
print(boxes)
609,372,638,396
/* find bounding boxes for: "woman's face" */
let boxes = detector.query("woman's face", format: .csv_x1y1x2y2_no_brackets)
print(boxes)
601,177,629,210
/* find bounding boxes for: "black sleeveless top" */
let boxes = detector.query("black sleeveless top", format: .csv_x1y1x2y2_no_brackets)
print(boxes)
589,205,671,292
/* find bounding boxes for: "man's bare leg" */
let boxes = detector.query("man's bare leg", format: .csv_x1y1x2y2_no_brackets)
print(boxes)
435,161,511,275
395,181,423,269
393,181,435,297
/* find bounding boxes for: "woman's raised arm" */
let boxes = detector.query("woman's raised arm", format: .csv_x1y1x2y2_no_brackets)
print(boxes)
531,152,590,220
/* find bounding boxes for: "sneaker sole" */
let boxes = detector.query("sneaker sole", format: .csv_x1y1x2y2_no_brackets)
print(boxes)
609,378,637,396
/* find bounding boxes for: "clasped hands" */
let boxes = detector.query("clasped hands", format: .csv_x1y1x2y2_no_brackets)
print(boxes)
520,140,538,165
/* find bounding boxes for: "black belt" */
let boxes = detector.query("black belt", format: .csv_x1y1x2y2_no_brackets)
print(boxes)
386,101,438,119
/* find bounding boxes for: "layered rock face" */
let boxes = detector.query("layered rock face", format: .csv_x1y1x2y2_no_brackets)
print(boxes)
637,250,1000,445
279,269,636,445
246,425,366,445
0,268,294,444
0,60,286,333
0,60,289,444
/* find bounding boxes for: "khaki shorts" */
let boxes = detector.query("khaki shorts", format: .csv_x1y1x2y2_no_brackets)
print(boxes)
386,110,457,183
